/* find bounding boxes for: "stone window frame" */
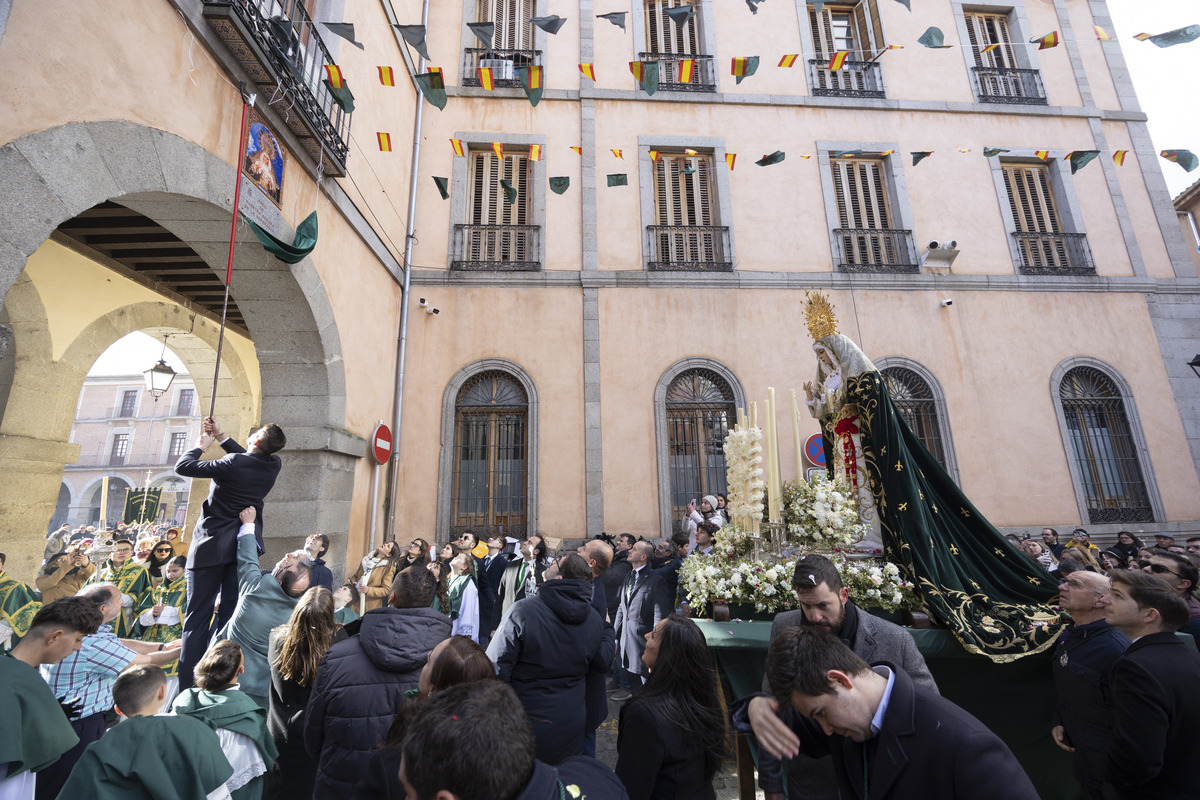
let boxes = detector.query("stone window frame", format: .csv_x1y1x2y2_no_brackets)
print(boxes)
795,0,893,98
457,0,550,83
987,151,1089,275
873,356,962,486
653,357,747,536
950,2,1044,101
436,358,540,544
816,140,915,271
1049,356,1165,525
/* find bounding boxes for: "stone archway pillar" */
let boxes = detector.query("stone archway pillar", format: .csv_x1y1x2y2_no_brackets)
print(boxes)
0,433,81,575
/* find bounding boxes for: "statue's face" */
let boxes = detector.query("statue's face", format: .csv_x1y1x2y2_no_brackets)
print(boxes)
816,348,834,369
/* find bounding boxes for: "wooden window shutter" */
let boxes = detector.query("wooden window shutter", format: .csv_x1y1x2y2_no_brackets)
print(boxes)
644,0,698,55
866,0,885,58
810,6,835,58
831,158,890,229
696,157,712,226
964,12,1016,69
1001,163,1061,234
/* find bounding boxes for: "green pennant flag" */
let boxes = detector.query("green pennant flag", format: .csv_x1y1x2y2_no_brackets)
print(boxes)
983,147,1010,158
812,1,825,12
323,80,355,112
549,176,570,194
500,179,517,204
833,149,863,158
467,21,495,46
911,151,934,165
917,27,945,48
395,24,431,61
756,150,785,166
893,0,911,9
433,176,449,199
1148,25,1200,48
637,61,659,96
680,164,696,175
597,12,626,30
414,71,447,110
529,15,567,34
663,5,697,26
323,23,364,50
607,173,628,187
1067,150,1100,174
1161,149,1199,172
516,65,543,107
734,55,760,85
246,211,318,264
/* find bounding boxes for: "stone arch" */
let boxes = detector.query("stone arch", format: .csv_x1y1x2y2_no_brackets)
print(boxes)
435,358,540,545
873,355,961,486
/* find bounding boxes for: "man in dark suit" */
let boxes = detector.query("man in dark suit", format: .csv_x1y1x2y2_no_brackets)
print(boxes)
735,627,1039,800
613,540,672,689
496,536,543,622
174,416,285,689
1101,569,1200,799
478,532,511,644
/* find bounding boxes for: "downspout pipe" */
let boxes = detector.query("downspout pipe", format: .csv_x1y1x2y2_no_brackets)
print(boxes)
385,0,429,544
1181,210,1200,254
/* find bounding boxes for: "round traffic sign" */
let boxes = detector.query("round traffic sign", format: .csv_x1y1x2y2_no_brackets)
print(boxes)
372,423,393,465
804,433,827,467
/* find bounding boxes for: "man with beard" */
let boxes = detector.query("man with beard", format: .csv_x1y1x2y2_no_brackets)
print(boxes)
757,554,937,800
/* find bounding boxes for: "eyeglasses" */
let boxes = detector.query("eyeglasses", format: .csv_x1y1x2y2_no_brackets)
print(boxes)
1147,563,1180,578
154,548,172,553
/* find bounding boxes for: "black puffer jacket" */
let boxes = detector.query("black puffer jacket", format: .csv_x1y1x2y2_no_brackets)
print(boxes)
486,579,612,764
601,549,632,623
304,606,450,796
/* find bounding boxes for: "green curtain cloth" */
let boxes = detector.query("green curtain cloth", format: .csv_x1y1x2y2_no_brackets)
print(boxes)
247,212,318,264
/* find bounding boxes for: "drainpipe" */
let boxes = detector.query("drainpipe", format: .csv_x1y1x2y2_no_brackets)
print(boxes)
385,0,429,545
1180,210,1200,254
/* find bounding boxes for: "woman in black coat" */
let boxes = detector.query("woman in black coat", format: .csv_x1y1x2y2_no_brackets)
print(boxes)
615,614,726,800
263,587,343,800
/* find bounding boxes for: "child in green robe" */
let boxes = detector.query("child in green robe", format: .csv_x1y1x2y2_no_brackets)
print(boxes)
135,555,187,695
332,583,360,625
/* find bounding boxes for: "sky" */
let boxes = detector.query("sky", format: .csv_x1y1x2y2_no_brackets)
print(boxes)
89,331,189,377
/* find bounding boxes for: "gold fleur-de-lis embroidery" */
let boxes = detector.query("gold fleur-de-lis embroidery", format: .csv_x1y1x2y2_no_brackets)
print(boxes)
949,544,960,555
931,505,938,513
895,462,903,472
960,507,970,517
969,579,981,590
898,502,908,511
1027,576,1040,585
994,548,1005,557
918,490,924,500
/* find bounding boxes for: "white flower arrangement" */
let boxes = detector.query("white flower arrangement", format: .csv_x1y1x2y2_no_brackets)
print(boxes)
783,474,870,549
723,426,766,522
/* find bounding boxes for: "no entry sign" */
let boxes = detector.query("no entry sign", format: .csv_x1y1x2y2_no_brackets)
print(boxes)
372,423,393,465
804,432,826,467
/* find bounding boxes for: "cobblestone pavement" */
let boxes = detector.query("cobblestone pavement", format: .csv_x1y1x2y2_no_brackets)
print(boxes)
594,691,763,800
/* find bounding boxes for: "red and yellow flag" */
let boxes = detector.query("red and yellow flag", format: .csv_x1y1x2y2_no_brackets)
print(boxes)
629,61,647,81
477,67,496,90
524,65,543,90
1035,150,1049,162
828,51,850,70
529,144,542,162
650,150,659,162
450,139,466,157
980,43,1000,55
1132,32,1152,41
611,149,623,159
778,54,798,68
325,65,345,88
571,146,582,156
799,154,812,159
684,148,699,156
579,63,596,81
725,153,736,170
731,56,751,76
886,44,905,50
878,149,895,157
378,66,395,86
492,142,504,160
677,58,695,83
1033,32,1059,49
377,132,391,152
1112,150,1128,166
957,147,972,153
1094,25,1111,41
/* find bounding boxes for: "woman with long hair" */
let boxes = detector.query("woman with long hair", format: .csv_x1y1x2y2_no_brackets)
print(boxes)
264,587,342,800
616,614,725,800
349,540,401,613
134,555,187,699
447,553,480,642
401,538,431,569
1111,531,1144,563
142,539,176,582
426,561,451,615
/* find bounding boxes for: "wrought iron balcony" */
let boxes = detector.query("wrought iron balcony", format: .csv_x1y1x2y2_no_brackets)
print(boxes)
971,67,1048,105
1012,232,1095,275
461,49,542,88
834,228,918,273
201,0,351,175
637,53,717,92
452,224,542,271
646,225,733,271
808,59,885,98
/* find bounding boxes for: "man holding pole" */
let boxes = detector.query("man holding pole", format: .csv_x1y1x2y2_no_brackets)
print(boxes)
174,416,285,690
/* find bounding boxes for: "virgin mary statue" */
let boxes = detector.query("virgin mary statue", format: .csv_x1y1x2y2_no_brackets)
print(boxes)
803,292,1062,662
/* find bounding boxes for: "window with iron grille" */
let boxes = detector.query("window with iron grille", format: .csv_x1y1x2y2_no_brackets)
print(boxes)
641,0,716,90
807,2,886,97
1058,367,1153,524
176,388,194,417
963,11,1046,104
462,0,539,88
881,367,948,470
119,390,138,418
451,371,529,539
829,156,916,272
648,154,730,270
453,149,540,270
480,0,533,50
169,432,188,459
665,369,734,525
1000,161,1093,274
110,433,130,466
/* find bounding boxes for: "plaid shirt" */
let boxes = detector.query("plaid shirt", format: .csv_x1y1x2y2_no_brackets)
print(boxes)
47,623,136,718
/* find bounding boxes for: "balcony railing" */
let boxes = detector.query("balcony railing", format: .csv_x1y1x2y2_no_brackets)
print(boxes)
461,49,542,88
201,0,352,175
452,224,542,271
809,59,885,98
637,53,717,92
971,67,1048,105
834,228,918,273
646,225,733,271
1012,232,1095,275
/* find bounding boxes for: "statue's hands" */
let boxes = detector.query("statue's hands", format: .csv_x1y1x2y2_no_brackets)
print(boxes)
803,381,815,401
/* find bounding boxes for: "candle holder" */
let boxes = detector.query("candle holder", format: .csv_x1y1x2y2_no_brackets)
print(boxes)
763,519,786,561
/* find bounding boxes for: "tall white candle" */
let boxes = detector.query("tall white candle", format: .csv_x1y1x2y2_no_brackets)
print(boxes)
791,389,804,484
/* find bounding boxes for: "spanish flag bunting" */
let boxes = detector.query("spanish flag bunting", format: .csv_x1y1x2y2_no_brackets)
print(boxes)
725,153,736,170
629,61,646,81
828,51,850,70
778,54,799,68
980,43,1000,54
478,67,496,90
492,142,504,160
611,149,623,159
571,146,583,156
798,154,812,159
579,63,596,81
1035,150,1049,162
878,149,895,156
678,58,695,83
1111,150,1128,166
1094,25,1111,41
957,147,971,153
1132,33,1152,41
887,44,905,50
1031,32,1059,49
684,148,699,156
378,66,395,86
377,132,392,152
529,144,542,162
450,139,466,157
911,151,933,165
325,65,345,89
1161,150,1199,172
650,150,659,162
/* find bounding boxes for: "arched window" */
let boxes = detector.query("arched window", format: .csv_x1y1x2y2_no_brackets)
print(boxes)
451,370,529,538
665,368,735,525
881,366,948,469
1058,366,1153,523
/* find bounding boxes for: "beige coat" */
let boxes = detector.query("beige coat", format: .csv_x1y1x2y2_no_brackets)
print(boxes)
349,556,397,612
36,561,96,603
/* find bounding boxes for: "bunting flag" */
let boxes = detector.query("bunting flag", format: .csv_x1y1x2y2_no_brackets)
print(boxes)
324,65,345,89
726,153,736,170
415,70,446,110
630,60,659,95
1066,150,1100,173
684,148,699,156
395,25,432,61
663,5,697,26
571,146,583,156
983,147,1010,157
917,27,946,48
611,149,623,159
433,176,449,199
450,139,466,157
757,150,785,166
731,56,760,84
799,155,812,159
980,43,1000,55
324,75,355,112
957,146,972,153
378,66,395,86
813,1,825,12
1132,33,1152,42
1035,150,1049,162
680,163,696,175
377,132,392,152
492,142,504,161
517,65,544,106
597,12,627,30
677,58,695,83
1145,25,1200,48
499,179,517,204
323,23,364,50
579,63,596,81
887,44,905,50
778,54,799,68
467,21,495,46
1031,32,1060,50
529,15,567,34
1161,150,1199,172
1111,150,1128,166
746,0,766,13
894,0,911,9
477,67,496,90
911,151,933,165
878,149,896,156
607,173,628,186
834,150,863,157
1094,25,1111,41
650,150,659,162
828,51,850,70
549,177,570,194
529,144,542,162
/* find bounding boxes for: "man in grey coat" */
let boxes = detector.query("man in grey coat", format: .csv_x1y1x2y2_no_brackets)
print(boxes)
758,553,937,800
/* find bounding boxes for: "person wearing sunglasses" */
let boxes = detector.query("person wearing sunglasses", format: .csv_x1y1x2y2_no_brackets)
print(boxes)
1142,553,1200,640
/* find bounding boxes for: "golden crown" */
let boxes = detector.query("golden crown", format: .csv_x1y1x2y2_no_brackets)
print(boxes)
804,292,839,341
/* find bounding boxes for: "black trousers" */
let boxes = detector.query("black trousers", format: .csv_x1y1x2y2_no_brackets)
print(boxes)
178,562,239,689
34,711,106,800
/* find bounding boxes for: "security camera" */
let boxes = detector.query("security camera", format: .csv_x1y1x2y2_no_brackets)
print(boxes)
927,240,941,250
419,298,428,307
942,240,958,250
940,299,953,307
425,306,440,315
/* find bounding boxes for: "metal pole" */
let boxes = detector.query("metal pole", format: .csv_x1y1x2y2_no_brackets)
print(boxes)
139,394,161,525
369,462,382,552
